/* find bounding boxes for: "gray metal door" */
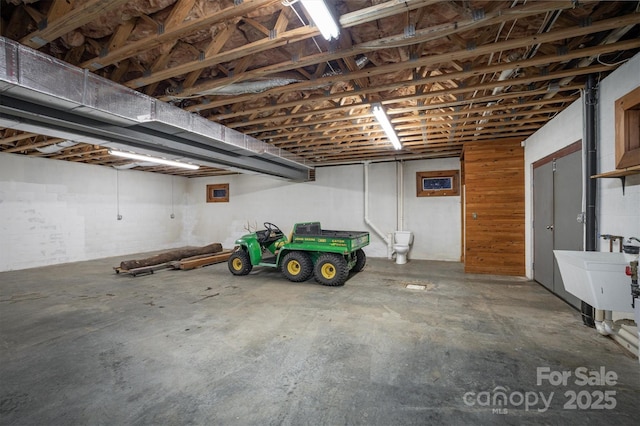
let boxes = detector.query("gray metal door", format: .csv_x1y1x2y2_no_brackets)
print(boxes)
533,148,583,309
533,161,554,290
552,150,582,308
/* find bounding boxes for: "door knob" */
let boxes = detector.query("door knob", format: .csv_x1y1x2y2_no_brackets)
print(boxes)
546,225,554,230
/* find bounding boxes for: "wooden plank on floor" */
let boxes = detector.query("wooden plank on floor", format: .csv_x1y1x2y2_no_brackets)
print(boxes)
113,263,173,277
172,250,233,270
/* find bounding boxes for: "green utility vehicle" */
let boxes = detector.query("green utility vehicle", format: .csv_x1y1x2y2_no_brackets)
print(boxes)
228,222,369,286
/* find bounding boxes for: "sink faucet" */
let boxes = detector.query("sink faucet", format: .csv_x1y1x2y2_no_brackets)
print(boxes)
628,237,640,244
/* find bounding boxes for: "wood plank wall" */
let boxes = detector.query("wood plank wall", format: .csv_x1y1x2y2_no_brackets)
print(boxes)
463,139,525,275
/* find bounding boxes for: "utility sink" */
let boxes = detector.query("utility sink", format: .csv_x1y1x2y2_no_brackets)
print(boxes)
553,250,636,313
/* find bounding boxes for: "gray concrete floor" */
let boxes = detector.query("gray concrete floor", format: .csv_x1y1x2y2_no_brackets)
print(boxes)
1,255,638,425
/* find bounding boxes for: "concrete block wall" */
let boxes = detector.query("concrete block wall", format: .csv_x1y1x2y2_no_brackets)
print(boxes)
596,56,640,242
0,154,462,271
524,53,640,279
0,153,188,271
186,158,462,262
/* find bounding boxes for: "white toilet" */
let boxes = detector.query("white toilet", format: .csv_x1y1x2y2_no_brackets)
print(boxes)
393,231,414,265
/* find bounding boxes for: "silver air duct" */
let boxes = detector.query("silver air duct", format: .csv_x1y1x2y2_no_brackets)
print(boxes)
0,37,312,181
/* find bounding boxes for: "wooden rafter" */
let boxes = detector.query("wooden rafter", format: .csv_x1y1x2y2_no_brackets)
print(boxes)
1,0,638,173
21,0,131,48
80,0,282,71
171,0,594,101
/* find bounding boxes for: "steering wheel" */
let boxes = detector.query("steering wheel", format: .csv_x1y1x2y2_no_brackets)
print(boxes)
263,222,283,237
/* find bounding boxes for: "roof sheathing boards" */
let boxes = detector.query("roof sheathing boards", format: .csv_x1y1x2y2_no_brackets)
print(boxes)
0,36,311,181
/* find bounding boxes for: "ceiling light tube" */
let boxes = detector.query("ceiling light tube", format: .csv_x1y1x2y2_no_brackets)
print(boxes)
108,150,200,170
300,0,340,40
372,104,402,150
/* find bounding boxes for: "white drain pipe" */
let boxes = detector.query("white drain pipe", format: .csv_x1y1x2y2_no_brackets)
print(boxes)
397,161,404,231
595,309,616,336
363,161,392,259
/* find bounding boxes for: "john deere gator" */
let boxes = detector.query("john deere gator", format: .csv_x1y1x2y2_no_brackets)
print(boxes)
228,222,369,286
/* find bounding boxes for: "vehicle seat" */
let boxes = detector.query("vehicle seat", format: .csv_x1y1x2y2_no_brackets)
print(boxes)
259,229,283,246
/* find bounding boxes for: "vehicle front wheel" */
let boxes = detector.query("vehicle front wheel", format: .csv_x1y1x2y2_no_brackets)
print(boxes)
352,249,367,272
314,253,349,286
281,251,313,282
228,250,253,275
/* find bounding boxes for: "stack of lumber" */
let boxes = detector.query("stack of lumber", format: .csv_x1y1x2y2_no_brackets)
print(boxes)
114,243,232,276
169,250,232,270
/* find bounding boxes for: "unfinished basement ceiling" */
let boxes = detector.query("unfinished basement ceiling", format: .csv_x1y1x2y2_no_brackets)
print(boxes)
1,0,639,177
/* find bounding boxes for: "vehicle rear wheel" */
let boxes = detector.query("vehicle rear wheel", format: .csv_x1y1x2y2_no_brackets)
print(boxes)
282,251,313,282
228,250,252,275
352,249,367,272
314,253,349,286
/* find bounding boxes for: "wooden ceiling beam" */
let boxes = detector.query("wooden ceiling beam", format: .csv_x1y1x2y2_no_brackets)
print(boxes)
3,138,65,154
273,8,290,36
242,17,270,37
125,23,318,89
188,28,639,114
235,96,577,136
246,103,565,136
80,0,281,71
396,111,561,131
0,132,39,145
313,150,462,165
400,123,544,141
265,114,552,143
394,96,578,122
276,120,543,150
209,64,592,122
106,19,136,54
52,147,107,161
221,81,579,129
174,0,591,101
22,6,46,27
164,0,198,31
46,0,76,24
403,130,535,145
21,0,131,49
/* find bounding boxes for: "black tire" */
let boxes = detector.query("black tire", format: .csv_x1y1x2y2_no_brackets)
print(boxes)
352,249,367,272
314,253,349,286
228,250,252,276
281,251,314,282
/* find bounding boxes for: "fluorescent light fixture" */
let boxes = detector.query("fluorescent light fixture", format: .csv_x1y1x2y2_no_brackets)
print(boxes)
108,150,200,170
372,104,402,150
300,0,340,40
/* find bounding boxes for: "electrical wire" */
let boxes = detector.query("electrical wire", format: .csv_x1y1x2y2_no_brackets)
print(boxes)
596,53,631,67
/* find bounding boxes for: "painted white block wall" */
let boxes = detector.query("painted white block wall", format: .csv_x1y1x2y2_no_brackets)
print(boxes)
523,97,584,279
0,152,461,271
0,153,188,271
524,53,640,279
596,55,640,245
186,158,462,262
524,54,640,332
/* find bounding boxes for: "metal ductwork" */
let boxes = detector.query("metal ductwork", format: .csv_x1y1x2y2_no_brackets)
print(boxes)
0,37,312,181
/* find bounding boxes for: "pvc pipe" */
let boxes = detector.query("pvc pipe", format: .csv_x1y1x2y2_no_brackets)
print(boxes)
363,162,391,258
595,310,616,336
397,161,404,231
